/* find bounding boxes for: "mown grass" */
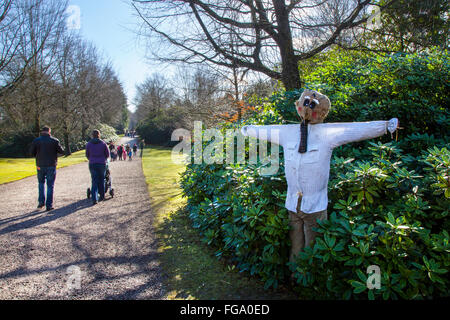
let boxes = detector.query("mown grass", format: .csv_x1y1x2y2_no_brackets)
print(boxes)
0,150,88,185
142,145,295,300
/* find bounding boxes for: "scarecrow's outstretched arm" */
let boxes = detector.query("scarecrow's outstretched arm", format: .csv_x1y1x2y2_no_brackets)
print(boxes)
326,119,399,149
241,125,286,146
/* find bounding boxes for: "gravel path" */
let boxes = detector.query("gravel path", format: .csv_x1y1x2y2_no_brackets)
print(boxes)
0,137,165,300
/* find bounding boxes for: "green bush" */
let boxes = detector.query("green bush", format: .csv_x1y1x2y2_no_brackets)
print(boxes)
180,48,449,298
90,123,119,144
136,106,186,146
0,123,119,157
182,154,291,287
0,130,36,158
291,144,449,299
304,48,449,138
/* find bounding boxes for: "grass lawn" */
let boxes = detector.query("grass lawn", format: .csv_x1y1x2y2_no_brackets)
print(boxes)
0,134,127,185
0,150,87,185
142,145,295,300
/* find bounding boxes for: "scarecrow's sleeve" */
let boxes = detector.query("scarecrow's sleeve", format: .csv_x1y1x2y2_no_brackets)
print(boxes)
241,125,286,146
325,119,398,149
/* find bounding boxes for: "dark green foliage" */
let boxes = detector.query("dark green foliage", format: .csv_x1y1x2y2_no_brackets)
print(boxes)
114,104,130,134
136,106,185,146
291,143,449,299
182,158,291,286
180,48,449,299
0,122,119,157
368,0,449,53
0,130,36,158
304,48,449,138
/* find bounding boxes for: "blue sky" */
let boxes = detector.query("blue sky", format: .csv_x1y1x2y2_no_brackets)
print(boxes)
68,0,163,112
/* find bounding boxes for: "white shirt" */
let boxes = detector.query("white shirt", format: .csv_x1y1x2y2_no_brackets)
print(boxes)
241,120,398,214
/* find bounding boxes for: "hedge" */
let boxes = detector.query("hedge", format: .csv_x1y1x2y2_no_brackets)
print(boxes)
180,48,449,299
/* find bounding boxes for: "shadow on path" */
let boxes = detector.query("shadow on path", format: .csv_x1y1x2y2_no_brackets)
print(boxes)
0,199,91,236
0,239,164,300
0,210,43,226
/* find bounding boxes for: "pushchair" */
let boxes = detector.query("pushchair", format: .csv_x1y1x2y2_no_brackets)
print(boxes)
111,149,118,162
87,161,115,199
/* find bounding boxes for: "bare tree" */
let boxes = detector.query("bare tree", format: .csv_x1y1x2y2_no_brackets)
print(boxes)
0,0,67,98
132,0,398,90
0,0,68,135
0,1,128,156
72,40,103,141
18,0,67,135
54,33,80,155
96,64,128,126
134,73,175,121
0,0,27,96
69,40,128,141
171,66,230,127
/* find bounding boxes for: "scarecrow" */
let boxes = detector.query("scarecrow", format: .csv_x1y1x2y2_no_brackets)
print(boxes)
241,89,399,263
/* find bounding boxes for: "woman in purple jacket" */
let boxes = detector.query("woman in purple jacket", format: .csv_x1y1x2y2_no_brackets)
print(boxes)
86,130,110,204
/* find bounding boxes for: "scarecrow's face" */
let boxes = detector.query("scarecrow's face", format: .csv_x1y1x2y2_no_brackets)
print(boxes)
295,90,331,124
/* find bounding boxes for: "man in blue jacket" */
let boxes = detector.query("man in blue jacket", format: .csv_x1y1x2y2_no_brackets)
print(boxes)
86,130,110,205
30,126,65,212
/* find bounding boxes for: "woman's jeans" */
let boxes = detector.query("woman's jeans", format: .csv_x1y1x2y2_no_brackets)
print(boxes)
89,163,106,201
37,166,56,208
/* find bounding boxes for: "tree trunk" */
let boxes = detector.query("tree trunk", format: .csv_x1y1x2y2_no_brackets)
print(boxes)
281,61,302,91
34,112,41,137
33,69,41,136
232,65,242,122
81,120,89,142
63,127,71,156
273,0,302,91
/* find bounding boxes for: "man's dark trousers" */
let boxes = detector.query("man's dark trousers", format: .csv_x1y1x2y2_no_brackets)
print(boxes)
37,167,56,208
89,163,106,201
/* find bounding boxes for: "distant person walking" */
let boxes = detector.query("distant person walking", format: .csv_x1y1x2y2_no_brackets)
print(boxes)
140,139,145,158
125,144,131,161
30,126,65,212
110,145,117,162
117,144,123,161
133,143,138,157
86,130,110,205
